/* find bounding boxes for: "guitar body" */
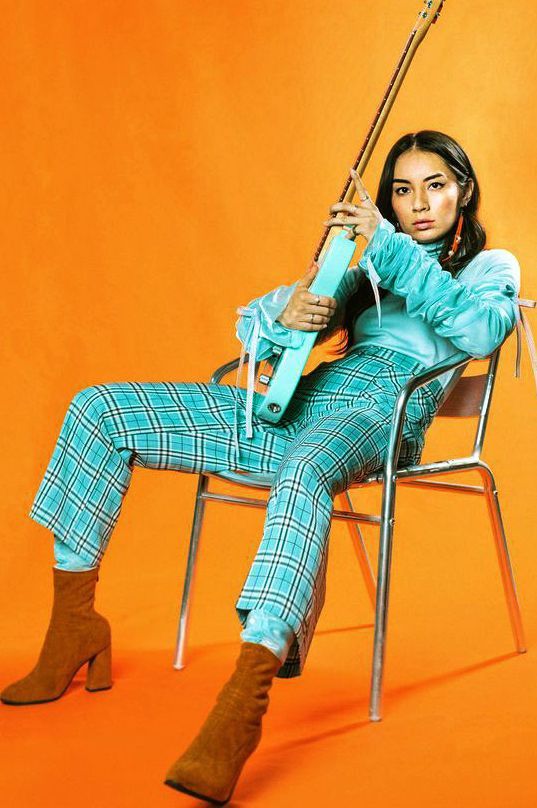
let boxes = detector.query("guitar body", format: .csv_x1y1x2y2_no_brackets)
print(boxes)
254,233,356,424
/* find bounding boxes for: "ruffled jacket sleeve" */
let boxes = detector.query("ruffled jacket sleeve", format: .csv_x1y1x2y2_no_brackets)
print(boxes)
358,218,521,358
235,282,305,362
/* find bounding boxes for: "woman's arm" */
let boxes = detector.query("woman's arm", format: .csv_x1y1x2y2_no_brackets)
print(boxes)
236,169,382,359
235,263,363,359
237,258,362,361
359,218,521,357
235,281,306,362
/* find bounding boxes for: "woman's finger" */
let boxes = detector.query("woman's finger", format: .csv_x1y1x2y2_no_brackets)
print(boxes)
298,300,333,320
329,202,361,214
297,317,328,331
297,262,319,290
305,306,333,321
350,168,374,206
324,207,374,224
323,216,362,227
304,292,337,311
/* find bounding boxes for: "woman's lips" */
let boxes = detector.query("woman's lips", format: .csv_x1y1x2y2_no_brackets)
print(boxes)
414,221,435,230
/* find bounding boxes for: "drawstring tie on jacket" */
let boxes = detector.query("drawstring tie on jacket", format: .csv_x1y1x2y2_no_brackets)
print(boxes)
233,305,261,460
514,298,537,389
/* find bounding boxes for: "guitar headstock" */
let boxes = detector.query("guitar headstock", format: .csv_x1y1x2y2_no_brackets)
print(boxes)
413,0,446,43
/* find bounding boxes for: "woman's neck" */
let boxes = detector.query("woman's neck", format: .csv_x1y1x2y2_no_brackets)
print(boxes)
419,236,445,259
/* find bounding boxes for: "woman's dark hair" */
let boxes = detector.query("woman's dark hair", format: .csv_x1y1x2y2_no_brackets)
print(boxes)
328,130,486,355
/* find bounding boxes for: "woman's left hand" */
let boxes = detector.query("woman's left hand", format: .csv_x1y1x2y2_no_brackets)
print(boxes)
323,168,383,243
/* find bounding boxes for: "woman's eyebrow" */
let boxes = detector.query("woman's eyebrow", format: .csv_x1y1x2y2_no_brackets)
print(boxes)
392,172,446,184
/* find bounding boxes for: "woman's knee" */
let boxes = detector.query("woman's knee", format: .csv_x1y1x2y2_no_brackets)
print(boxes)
275,453,331,491
69,384,113,420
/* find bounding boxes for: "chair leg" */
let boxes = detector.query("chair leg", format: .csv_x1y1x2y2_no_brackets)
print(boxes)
369,473,398,722
339,491,376,609
477,464,526,653
173,474,209,670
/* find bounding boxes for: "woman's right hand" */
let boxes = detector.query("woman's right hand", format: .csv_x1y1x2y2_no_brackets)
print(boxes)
276,262,337,332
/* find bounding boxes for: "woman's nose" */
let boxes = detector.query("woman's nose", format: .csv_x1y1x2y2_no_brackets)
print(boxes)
412,194,429,212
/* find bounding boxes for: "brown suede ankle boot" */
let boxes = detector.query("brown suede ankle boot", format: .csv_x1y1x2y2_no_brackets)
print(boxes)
164,641,282,805
1,566,112,705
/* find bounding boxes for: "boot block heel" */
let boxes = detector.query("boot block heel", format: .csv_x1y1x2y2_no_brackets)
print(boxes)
86,644,112,692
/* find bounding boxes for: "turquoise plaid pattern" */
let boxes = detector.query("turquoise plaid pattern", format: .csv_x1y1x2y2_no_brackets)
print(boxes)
29,346,443,678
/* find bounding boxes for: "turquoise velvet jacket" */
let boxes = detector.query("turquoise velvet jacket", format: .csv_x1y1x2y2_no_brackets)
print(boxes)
235,217,521,390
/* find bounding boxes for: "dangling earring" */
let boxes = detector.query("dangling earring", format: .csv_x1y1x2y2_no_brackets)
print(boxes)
395,221,401,231
441,207,465,263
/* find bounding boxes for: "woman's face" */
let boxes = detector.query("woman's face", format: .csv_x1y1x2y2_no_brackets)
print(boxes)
391,149,473,243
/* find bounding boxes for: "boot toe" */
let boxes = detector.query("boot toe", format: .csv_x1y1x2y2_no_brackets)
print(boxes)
1,681,22,704
1,677,38,705
0,669,71,705
164,758,233,805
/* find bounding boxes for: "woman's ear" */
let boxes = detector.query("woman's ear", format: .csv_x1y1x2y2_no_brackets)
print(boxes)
462,178,475,207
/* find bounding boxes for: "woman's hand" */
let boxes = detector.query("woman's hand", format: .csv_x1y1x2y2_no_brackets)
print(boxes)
323,168,382,243
276,262,337,332
276,170,379,333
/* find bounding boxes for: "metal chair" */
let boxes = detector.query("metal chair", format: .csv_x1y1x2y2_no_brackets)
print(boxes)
172,345,526,721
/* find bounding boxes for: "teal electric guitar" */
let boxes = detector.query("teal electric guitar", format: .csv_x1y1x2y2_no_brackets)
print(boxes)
251,0,447,425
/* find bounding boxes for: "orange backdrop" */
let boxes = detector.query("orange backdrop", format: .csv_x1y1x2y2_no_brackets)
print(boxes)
2,0,535,651
1,2,536,804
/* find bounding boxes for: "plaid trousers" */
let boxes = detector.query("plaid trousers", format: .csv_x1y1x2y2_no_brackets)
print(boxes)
29,346,443,678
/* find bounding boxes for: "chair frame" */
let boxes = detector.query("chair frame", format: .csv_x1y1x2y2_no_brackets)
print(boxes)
172,347,526,721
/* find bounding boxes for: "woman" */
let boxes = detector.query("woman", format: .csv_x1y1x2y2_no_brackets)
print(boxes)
1,131,521,804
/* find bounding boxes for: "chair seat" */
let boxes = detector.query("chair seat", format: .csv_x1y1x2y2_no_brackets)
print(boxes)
206,470,274,489
207,468,382,489
207,459,493,493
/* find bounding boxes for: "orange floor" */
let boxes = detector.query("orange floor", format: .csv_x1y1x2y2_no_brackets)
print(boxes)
2,604,536,807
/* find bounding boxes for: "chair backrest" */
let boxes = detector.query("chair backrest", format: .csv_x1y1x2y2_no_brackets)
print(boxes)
436,374,489,417
433,348,501,458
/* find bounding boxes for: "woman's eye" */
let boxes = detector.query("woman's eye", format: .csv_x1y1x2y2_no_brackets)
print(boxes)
394,182,445,195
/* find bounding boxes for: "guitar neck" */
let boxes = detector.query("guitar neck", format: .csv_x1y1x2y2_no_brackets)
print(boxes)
314,0,447,264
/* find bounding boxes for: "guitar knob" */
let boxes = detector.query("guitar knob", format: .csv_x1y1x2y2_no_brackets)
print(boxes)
268,403,281,413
